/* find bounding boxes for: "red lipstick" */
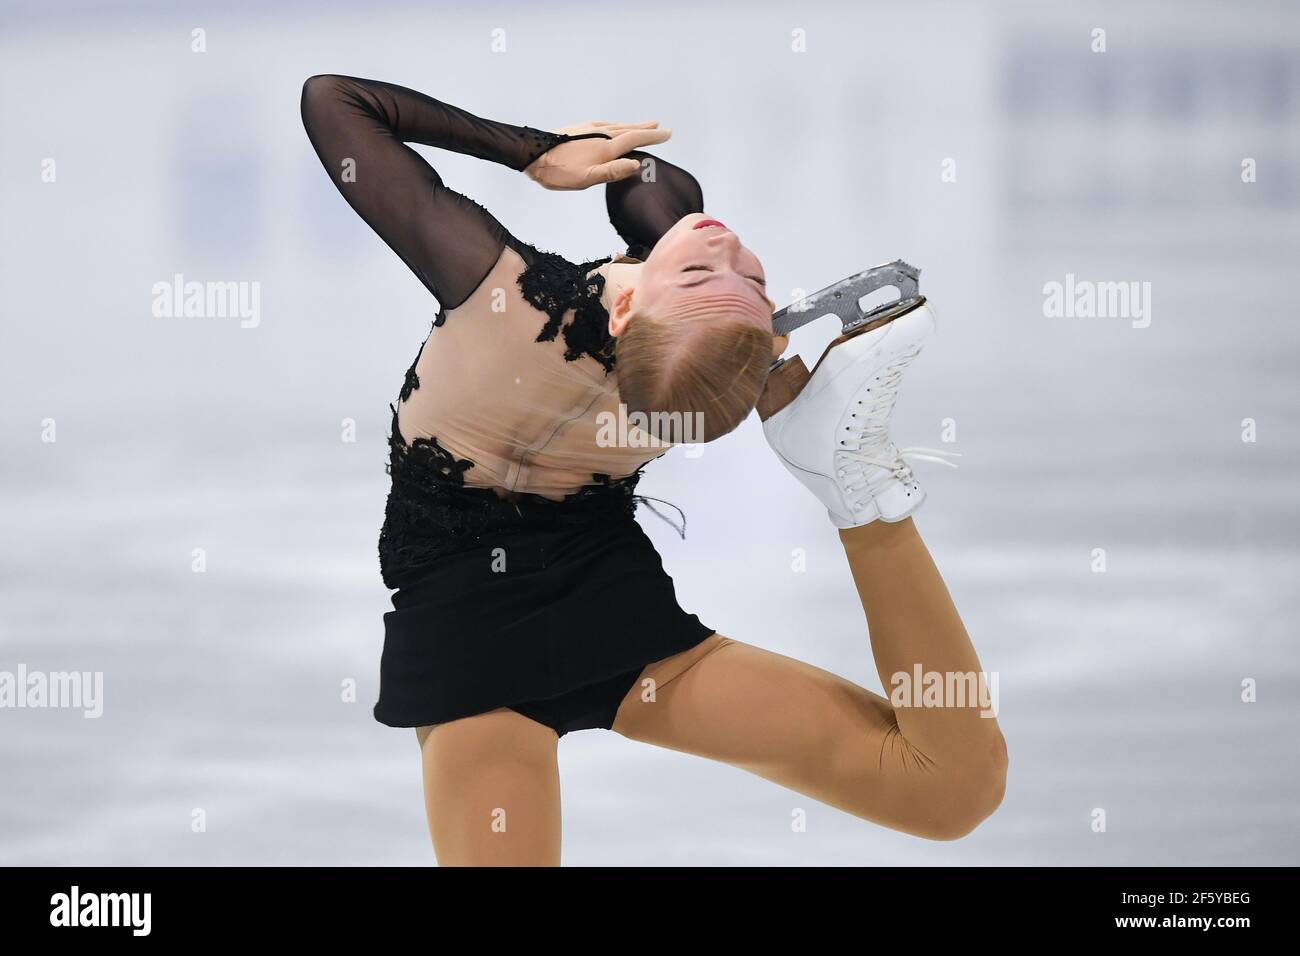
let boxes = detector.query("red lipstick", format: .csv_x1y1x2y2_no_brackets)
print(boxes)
694,218,728,230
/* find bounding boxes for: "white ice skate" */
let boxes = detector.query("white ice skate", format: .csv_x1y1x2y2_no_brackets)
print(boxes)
758,262,956,528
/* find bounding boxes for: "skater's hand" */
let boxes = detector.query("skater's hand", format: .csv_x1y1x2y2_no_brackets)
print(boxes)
524,121,671,191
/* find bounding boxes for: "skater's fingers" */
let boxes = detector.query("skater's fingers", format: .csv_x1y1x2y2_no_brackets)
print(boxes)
604,127,672,157
771,334,789,361
583,121,658,134
590,157,643,184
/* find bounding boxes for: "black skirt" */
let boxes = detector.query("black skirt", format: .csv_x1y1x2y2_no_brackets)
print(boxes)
373,496,715,728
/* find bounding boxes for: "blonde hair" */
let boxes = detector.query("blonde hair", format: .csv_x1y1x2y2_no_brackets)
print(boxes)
615,309,773,444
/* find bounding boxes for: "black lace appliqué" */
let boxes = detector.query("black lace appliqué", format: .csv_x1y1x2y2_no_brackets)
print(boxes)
399,322,442,403
399,362,420,403
394,418,476,487
516,245,618,373
378,403,648,589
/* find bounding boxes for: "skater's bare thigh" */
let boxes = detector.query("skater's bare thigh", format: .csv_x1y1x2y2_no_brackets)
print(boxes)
611,633,896,790
416,708,561,866
611,634,998,839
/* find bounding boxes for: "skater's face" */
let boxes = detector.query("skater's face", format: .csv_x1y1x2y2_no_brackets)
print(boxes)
616,213,776,334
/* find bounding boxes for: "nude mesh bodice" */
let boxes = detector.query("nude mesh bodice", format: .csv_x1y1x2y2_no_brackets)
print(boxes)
300,74,706,584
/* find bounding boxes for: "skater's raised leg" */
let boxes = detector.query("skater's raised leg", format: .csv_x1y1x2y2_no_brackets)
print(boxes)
612,303,1007,840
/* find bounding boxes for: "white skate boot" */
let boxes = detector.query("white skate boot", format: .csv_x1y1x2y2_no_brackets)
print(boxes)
759,301,955,528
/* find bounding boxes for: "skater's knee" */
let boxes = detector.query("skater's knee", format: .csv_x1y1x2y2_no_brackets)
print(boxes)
923,734,1008,840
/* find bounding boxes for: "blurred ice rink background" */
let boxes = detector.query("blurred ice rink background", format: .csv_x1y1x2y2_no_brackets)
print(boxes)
2,0,1297,865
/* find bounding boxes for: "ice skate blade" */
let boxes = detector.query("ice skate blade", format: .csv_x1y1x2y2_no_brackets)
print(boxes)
771,259,922,339
757,296,927,422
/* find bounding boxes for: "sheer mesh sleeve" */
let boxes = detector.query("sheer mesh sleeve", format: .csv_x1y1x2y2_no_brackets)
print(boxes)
301,73,589,311
604,150,705,260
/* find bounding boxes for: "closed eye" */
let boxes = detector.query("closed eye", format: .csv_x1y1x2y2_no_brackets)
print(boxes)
682,264,766,286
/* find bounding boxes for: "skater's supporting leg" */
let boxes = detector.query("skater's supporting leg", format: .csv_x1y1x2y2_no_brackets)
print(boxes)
417,711,562,865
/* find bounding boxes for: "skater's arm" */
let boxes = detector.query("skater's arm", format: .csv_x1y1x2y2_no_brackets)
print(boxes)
605,150,705,259
300,74,576,310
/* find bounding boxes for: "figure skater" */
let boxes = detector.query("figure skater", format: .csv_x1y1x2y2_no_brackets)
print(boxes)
301,74,1007,865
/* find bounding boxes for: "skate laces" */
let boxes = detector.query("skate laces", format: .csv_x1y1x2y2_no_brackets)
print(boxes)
834,346,960,503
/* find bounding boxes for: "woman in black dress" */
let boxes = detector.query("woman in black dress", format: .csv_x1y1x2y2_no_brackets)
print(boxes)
302,74,1007,865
